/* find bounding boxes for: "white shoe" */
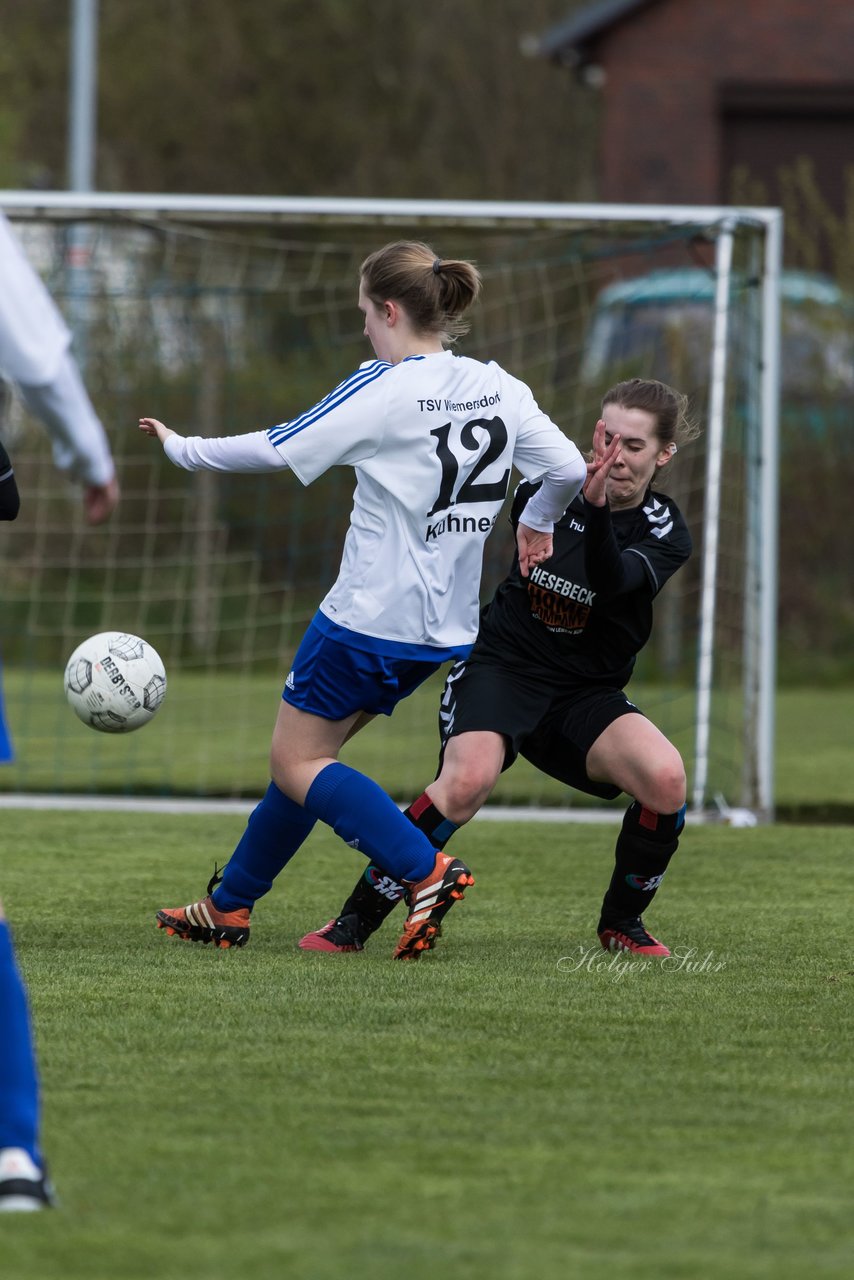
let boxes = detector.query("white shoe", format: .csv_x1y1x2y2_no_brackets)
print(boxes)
0,1147,54,1211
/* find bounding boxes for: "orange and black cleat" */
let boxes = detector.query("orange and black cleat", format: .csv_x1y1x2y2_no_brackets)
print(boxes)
392,852,474,960
156,895,250,949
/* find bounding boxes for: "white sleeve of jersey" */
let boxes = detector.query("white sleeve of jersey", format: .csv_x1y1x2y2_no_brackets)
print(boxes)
264,361,390,484
506,374,586,528
163,430,286,472
17,350,115,486
0,213,70,385
517,454,587,531
508,375,584,479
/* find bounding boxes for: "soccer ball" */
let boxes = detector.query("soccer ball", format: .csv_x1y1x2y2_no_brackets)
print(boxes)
63,632,167,734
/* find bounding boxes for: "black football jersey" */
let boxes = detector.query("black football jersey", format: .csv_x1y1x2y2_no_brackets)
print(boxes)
474,480,693,688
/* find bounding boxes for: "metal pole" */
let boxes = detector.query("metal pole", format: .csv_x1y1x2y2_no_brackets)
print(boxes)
692,221,735,813
66,0,98,369
756,212,783,820
68,0,98,191
740,235,763,809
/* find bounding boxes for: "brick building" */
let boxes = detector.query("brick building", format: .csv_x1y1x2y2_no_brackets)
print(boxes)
529,0,854,219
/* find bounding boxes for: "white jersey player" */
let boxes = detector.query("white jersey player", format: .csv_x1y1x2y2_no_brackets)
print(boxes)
155,348,585,650
0,212,118,524
143,240,605,963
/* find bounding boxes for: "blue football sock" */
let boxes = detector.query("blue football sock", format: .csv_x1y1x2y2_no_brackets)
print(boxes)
0,922,41,1163
304,762,437,883
0,658,14,763
211,781,317,912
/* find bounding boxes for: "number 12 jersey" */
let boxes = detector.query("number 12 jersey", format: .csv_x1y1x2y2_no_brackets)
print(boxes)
267,350,584,650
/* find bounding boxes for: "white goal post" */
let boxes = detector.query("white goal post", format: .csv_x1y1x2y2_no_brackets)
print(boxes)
0,191,782,820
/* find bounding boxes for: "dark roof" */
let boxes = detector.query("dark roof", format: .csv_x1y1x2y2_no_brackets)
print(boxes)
522,0,663,65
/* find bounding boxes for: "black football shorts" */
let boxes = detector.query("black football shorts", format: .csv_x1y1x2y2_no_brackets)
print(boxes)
437,656,645,800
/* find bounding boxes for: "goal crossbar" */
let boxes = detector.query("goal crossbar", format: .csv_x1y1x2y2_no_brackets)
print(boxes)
0,189,781,231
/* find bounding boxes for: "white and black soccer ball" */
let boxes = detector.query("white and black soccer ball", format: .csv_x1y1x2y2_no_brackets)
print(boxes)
63,631,167,734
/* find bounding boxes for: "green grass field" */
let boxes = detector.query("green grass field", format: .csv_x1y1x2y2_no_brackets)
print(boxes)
2,811,852,1279
2,668,853,818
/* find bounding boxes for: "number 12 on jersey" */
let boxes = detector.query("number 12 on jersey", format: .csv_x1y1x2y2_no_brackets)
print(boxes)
427,417,511,517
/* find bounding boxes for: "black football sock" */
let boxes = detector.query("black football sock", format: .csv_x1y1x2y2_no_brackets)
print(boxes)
336,793,459,935
597,801,685,931
403,792,460,849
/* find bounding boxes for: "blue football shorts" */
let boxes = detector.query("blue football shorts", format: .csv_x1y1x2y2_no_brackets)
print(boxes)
282,616,451,721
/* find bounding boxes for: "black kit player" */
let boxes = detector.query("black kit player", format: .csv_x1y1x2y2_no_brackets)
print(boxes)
300,378,698,959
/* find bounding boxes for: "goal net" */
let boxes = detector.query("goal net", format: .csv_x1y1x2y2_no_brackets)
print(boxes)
0,194,781,819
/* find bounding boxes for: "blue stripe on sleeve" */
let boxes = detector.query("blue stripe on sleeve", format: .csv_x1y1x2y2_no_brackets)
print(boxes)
266,360,393,447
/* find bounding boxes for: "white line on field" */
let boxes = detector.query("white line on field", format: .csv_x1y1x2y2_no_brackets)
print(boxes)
0,792,623,822
0,794,746,824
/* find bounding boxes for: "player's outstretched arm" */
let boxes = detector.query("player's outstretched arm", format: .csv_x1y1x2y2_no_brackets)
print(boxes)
138,417,176,445
139,417,286,474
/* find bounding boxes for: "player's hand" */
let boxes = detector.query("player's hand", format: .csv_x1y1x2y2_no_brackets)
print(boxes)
138,417,175,445
583,421,621,508
516,522,553,578
84,473,120,525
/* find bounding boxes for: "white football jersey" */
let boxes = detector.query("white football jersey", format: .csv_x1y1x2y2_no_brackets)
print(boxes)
267,351,584,649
